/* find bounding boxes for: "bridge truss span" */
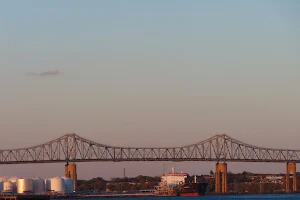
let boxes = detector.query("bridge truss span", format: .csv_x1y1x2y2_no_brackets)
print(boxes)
0,133,299,164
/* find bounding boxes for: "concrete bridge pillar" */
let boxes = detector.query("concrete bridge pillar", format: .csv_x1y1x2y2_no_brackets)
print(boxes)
286,163,296,192
65,163,77,191
215,162,227,193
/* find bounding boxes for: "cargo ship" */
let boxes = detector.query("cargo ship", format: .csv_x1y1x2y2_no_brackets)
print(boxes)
155,168,208,196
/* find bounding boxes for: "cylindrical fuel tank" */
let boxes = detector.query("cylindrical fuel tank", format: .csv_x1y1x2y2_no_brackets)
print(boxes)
3,181,14,192
17,178,33,194
0,177,8,192
32,178,45,194
8,176,18,192
50,177,64,192
0,181,4,192
44,179,51,191
62,177,74,193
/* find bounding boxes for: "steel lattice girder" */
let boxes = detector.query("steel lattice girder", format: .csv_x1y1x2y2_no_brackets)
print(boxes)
0,133,299,164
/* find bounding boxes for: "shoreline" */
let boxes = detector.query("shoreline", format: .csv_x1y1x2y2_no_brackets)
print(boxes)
1,191,300,199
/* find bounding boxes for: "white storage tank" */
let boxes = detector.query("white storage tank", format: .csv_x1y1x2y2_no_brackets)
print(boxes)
17,178,33,194
8,176,18,192
62,177,74,193
44,179,51,191
3,181,14,192
0,177,7,192
32,178,45,194
50,177,64,193
0,181,4,192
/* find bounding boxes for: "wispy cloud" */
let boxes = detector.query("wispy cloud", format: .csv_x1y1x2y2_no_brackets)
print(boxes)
25,70,61,77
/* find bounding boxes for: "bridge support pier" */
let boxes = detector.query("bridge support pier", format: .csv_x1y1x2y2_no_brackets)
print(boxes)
65,163,77,191
215,162,227,193
286,163,296,192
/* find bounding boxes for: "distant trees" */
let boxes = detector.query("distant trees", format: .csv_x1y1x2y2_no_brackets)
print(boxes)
234,171,252,183
77,177,107,191
76,175,160,191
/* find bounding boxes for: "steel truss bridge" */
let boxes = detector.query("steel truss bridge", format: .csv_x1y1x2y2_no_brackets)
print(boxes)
0,133,299,164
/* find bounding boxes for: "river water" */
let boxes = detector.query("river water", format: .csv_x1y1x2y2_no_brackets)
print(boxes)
72,194,300,200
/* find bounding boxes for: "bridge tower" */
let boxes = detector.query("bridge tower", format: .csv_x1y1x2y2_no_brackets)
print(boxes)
286,163,296,192
65,163,77,191
215,163,227,193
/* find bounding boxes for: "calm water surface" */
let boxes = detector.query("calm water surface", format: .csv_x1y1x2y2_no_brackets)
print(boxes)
72,194,300,200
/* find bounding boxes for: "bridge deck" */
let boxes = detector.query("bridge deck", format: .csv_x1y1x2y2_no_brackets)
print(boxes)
0,133,299,164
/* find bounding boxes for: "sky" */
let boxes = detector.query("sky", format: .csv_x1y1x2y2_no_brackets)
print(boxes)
0,0,300,180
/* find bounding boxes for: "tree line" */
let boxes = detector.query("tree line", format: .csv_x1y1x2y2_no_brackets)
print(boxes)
77,175,160,191
77,171,300,193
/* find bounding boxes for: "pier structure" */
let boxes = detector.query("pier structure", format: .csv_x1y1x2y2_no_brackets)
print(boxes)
286,162,296,192
215,162,227,193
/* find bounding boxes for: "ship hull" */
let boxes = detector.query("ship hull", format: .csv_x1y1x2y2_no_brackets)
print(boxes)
180,192,198,196
177,182,208,196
